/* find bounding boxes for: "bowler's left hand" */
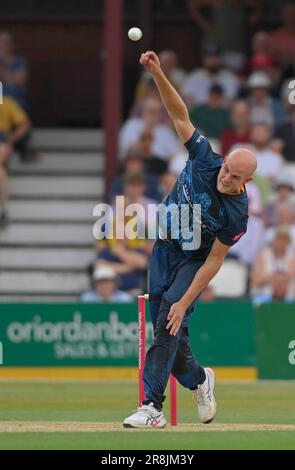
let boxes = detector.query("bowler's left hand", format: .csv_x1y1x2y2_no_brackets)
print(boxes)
166,302,186,336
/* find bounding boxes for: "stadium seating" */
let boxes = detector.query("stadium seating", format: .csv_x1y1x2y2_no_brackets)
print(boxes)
0,129,104,301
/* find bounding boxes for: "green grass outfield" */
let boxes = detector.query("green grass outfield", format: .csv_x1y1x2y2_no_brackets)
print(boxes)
0,379,295,450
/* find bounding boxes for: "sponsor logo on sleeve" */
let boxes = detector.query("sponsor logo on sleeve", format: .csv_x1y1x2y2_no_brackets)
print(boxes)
232,231,245,242
196,135,205,144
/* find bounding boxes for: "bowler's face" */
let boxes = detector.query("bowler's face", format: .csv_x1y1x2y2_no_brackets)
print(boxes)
217,160,244,195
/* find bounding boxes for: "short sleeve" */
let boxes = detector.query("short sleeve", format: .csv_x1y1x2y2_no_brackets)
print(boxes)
184,129,222,173
217,222,247,247
217,189,249,246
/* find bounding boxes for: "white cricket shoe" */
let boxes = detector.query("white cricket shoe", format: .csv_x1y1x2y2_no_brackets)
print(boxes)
192,367,217,424
123,403,167,429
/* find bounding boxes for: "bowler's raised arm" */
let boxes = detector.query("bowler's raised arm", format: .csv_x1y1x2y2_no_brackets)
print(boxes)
140,51,195,143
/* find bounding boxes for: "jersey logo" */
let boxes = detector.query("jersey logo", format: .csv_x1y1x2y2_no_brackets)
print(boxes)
232,231,245,241
196,135,205,144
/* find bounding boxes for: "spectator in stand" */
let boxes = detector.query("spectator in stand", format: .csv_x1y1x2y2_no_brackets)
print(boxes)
115,173,158,233
247,31,281,93
110,148,162,203
265,201,295,247
0,31,28,110
252,270,294,304
0,95,31,161
135,130,168,177
189,84,230,139
119,97,179,161
268,2,295,69
221,99,252,156
275,105,295,162
182,44,240,108
246,72,286,129
248,55,281,97
250,122,284,183
251,225,295,301
0,56,31,158
96,234,149,295
264,174,295,228
230,182,265,267
96,174,154,294
80,266,133,303
0,132,13,227
187,0,262,71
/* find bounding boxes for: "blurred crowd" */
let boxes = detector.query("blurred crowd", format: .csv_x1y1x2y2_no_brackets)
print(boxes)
0,31,34,228
83,1,295,304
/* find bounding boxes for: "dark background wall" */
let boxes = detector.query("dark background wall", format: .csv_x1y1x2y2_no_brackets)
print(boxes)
2,19,103,126
1,17,200,127
0,0,281,127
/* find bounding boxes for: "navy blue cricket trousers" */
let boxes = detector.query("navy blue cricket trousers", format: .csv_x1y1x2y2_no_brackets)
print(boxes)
142,239,206,411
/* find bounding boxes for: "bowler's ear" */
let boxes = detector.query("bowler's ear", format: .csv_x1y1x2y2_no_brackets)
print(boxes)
245,176,253,183
223,155,228,162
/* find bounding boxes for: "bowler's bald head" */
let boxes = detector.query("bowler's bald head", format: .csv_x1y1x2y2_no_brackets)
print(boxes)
226,148,257,178
217,148,257,195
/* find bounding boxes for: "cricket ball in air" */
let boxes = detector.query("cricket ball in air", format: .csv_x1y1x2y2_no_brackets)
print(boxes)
128,27,143,41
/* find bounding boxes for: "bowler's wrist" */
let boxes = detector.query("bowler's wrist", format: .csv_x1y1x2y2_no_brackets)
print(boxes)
178,297,191,311
152,67,164,79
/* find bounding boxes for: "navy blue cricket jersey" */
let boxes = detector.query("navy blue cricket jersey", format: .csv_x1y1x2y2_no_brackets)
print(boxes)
159,129,248,260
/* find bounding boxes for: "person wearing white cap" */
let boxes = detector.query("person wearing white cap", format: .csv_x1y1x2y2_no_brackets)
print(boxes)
80,266,133,303
247,71,286,129
182,44,240,107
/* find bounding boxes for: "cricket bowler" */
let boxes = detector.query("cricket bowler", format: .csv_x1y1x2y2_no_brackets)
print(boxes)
123,51,257,428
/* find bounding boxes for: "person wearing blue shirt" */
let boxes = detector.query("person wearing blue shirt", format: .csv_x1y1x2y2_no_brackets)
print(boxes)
0,31,28,110
123,51,257,429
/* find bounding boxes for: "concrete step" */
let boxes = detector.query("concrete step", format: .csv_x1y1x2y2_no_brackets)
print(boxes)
0,271,89,294
0,223,95,246
7,200,99,222
9,176,104,198
9,152,104,175
31,128,105,150
0,248,94,270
